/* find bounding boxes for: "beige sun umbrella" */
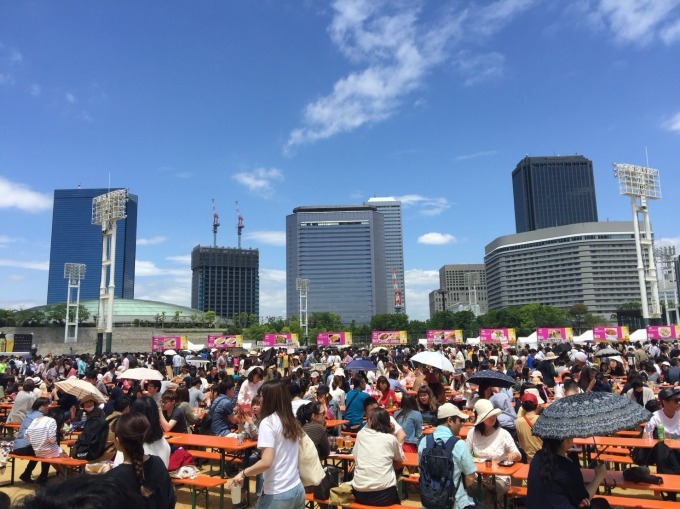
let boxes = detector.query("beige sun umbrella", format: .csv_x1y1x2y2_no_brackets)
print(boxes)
55,379,106,405
118,367,164,381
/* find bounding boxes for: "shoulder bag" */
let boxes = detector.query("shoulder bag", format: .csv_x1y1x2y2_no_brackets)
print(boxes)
298,431,325,486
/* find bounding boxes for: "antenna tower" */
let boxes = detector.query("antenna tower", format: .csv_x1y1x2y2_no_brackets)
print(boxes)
392,268,403,314
212,198,220,248
236,201,244,249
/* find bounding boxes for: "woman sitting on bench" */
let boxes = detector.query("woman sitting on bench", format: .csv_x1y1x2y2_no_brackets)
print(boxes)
24,406,69,484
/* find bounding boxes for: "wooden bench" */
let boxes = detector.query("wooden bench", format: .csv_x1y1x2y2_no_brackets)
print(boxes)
172,475,229,509
4,453,87,487
504,486,678,509
186,449,243,476
304,490,404,509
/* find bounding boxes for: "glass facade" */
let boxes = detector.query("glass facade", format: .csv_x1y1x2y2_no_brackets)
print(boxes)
484,222,645,316
286,206,387,325
512,156,598,233
47,189,137,304
191,246,259,320
365,197,406,314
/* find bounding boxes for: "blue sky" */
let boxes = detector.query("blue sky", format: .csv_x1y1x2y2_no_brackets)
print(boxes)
1,0,679,322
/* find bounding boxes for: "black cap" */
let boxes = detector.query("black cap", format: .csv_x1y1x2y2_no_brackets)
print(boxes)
316,383,330,395
658,388,680,401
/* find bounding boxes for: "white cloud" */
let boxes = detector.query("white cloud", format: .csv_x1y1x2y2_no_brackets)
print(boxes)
0,177,53,212
135,260,189,277
135,279,192,308
662,111,680,133
418,232,458,245
259,268,287,317
65,93,75,103
456,150,498,161
232,168,284,197
0,235,19,248
175,172,193,179
260,268,287,284
396,194,450,216
0,259,49,271
453,51,505,86
76,111,92,122
245,231,286,246
166,255,191,264
137,236,168,246
405,268,439,287
6,274,25,282
657,237,680,252
29,84,41,96
580,0,680,46
9,49,22,64
0,73,13,86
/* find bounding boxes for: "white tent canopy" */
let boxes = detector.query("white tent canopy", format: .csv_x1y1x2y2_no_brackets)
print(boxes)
573,330,594,343
629,329,647,341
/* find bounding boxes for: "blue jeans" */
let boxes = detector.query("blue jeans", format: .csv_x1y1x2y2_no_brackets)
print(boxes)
257,482,304,509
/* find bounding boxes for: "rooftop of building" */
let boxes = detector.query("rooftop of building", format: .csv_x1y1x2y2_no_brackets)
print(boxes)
32,298,201,322
292,204,378,213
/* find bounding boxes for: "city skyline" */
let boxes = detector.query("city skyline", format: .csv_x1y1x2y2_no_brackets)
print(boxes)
2,2,680,322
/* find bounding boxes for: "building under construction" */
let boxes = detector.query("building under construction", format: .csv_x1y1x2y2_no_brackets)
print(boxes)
190,202,259,321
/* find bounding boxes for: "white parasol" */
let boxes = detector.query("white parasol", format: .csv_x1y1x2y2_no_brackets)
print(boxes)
118,367,164,381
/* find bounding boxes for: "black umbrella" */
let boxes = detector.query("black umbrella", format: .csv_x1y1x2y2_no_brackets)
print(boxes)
533,392,650,440
344,359,378,371
552,343,571,355
466,369,516,388
259,348,277,365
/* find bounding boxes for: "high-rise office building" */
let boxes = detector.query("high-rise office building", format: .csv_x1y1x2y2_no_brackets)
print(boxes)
428,264,488,317
191,246,259,320
47,188,138,304
365,197,405,314
512,155,598,233
485,222,644,316
286,205,387,326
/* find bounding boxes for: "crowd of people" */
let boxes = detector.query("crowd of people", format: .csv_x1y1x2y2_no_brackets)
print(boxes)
0,337,677,508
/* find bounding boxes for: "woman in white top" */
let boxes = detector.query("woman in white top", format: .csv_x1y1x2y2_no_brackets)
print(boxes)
351,407,404,506
329,373,346,407
466,399,521,506
25,407,69,482
113,396,170,468
231,380,305,509
238,367,264,408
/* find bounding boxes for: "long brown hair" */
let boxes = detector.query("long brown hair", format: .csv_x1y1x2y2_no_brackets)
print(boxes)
114,412,152,498
367,407,392,434
260,380,302,440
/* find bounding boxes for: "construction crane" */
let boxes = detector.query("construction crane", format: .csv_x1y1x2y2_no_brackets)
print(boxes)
212,198,220,248
236,201,244,249
392,268,403,314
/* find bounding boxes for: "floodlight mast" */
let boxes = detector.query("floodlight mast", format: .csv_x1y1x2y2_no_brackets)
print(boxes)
654,245,678,325
92,189,128,355
613,163,662,325
296,278,310,341
64,263,86,343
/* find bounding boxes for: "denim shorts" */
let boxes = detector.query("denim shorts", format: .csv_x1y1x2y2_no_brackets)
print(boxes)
257,482,305,509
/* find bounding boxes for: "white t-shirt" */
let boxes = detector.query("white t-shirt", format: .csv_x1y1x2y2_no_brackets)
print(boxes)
351,427,404,491
645,409,680,440
258,413,300,495
113,437,171,468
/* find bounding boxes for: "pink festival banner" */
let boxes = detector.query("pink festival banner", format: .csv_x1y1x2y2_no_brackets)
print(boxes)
151,336,184,352
207,335,243,349
479,328,516,345
371,331,408,345
257,334,299,348
316,332,352,346
536,327,574,343
646,325,680,340
426,330,463,344
593,326,630,342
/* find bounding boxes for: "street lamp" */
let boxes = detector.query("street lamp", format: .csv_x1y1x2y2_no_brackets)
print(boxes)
613,163,662,325
92,188,128,354
654,245,677,325
296,278,310,341
63,263,86,343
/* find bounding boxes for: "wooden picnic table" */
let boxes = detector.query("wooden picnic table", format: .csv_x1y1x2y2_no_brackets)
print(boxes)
167,433,257,478
325,419,348,428
574,436,680,450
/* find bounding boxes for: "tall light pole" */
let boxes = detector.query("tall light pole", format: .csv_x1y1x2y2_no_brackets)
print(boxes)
654,245,677,325
464,272,480,316
92,189,128,355
613,163,662,325
296,278,310,341
64,263,86,343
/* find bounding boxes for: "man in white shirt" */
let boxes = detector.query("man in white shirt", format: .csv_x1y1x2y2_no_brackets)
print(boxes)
645,388,680,439
172,353,183,376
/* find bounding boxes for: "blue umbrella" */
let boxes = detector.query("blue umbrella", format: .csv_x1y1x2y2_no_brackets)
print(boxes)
344,359,378,371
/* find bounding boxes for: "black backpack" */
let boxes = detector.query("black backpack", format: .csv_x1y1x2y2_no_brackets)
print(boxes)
196,395,225,434
419,434,461,509
73,415,109,461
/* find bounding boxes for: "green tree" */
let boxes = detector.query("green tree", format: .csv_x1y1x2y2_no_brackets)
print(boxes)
309,312,342,331
428,310,456,330
77,304,91,324
569,304,589,335
370,313,409,331
203,311,217,328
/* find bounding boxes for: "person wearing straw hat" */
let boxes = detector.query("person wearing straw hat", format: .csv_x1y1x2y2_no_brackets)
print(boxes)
535,351,558,388
466,399,521,506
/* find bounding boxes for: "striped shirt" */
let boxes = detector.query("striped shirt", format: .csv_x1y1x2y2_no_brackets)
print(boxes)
25,416,62,458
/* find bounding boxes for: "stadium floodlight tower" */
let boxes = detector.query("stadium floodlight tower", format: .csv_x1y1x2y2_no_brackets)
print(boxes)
296,278,310,342
613,163,662,325
63,263,86,343
654,245,678,325
92,188,128,355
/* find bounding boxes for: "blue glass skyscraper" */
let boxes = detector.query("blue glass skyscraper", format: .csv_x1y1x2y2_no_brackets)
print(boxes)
47,188,138,304
286,205,388,326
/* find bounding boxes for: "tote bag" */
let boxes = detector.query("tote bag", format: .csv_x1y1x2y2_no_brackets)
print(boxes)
298,432,325,486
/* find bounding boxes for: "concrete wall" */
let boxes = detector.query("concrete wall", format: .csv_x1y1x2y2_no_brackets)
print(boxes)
1,327,216,356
